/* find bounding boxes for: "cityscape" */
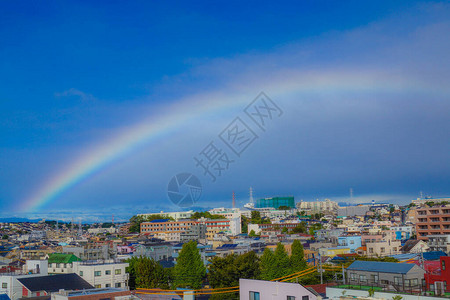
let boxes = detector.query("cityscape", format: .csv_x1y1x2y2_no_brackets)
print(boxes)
1,1,450,300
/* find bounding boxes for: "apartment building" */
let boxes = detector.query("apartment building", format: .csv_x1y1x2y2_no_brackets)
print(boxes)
197,219,232,239
140,219,197,235
297,199,338,215
416,205,450,240
427,235,450,253
72,260,129,289
138,210,194,221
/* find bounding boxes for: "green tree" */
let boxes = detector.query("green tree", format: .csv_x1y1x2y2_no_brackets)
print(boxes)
208,251,260,289
249,229,258,237
241,215,249,233
126,256,169,289
278,205,290,210
292,222,307,234
282,227,289,234
129,214,175,233
260,247,276,280
174,241,206,289
190,211,226,220
290,240,307,272
273,243,291,279
2,234,8,240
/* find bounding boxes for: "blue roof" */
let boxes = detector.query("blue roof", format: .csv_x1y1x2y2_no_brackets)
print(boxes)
0,294,11,300
150,219,170,223
217,244,238,249
347,261,417,274
423,251,447,261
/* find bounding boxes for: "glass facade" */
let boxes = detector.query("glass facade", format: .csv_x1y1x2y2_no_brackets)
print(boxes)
255,196,295,209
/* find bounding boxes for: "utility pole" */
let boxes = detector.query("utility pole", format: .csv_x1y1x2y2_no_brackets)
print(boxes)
319,253,323,284
342,264,346,285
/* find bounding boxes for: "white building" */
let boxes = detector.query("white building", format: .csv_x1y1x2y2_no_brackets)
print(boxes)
0,260,48,300
138,210,194,221
297,199,339,214
412,197,450,206
239,278,317,300
72,260,129,289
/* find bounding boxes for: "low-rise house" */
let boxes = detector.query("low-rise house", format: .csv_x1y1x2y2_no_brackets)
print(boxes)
366,239,401,257
337,236,361,253
318,247,350,257
401,240,429,254
346,261,425,291
239,278,317,300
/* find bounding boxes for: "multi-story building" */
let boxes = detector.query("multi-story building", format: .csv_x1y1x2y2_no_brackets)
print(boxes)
48,253,81,274
133,243,173,261
412,197,450,206
72,260,129,289
63,245,112,261
138,210,194,221
416,205,450,240
140,219,197,235
337,205,371,217
427,234,450,253
0,260,48,300
255,196,295,209
197,218,232,239
297,199,338,215
141,218,233,240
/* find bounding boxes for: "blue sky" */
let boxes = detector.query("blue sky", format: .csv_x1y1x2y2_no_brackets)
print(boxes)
1,1,449,221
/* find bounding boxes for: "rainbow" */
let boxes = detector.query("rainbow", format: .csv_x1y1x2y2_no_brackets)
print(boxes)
18,70,445,212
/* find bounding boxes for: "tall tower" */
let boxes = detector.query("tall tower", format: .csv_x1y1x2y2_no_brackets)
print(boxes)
350,188,353,201
232,191,236,209
249,187,254,204
78,218,82,237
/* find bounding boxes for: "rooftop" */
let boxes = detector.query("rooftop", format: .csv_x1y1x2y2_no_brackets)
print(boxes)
347,261,417,274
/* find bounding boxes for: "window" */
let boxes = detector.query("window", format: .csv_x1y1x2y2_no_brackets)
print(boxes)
79,271,83,276
95,284,101,288
115,269,122,275
249,291,260,300
381,247,385,253
105,284,111,288
350,240,355,244
287,296,296,300
105,270,111,275
394,277,402,285
94,271,101,277
359,275,367,282
302,296,309,300
115,283,122,288
350,273,356,280
2,283,7,289
371,274,379,283
443,260,446,271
